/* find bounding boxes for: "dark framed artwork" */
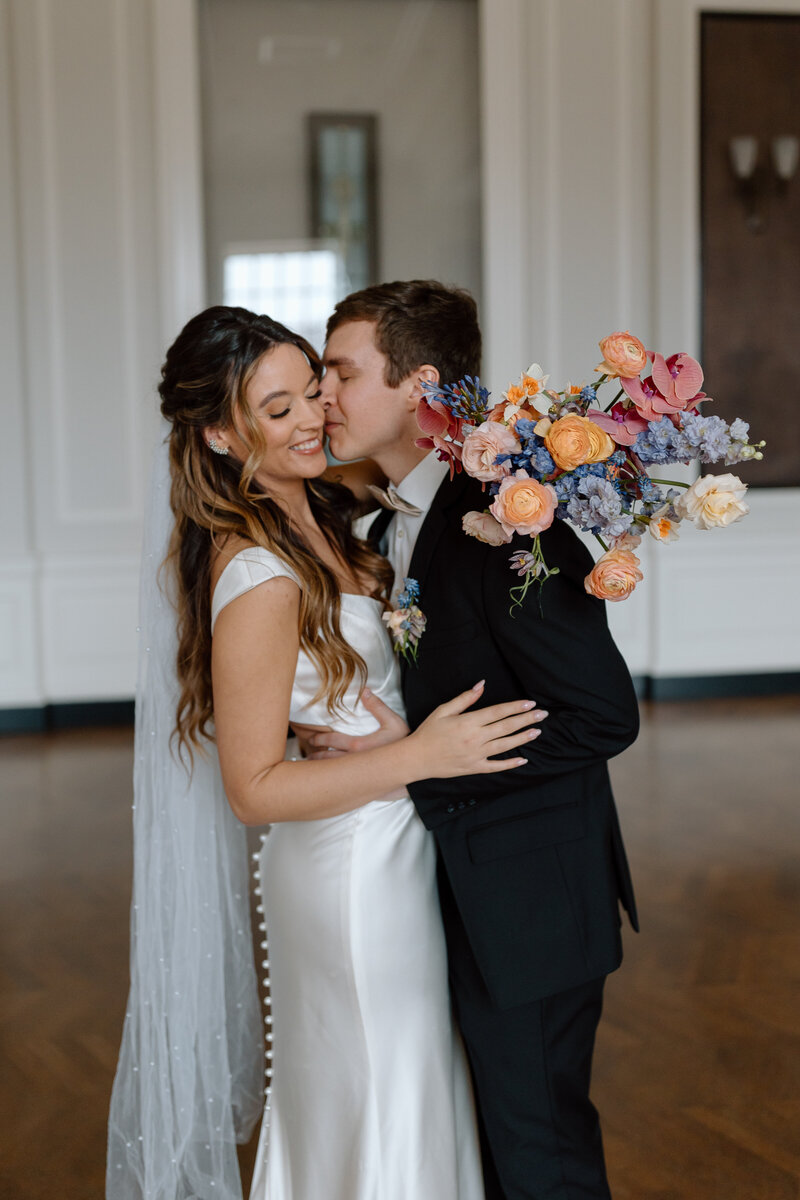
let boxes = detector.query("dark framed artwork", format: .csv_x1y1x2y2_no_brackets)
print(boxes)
308,113,379,293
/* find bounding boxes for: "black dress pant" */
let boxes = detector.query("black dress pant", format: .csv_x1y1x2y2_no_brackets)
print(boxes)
437,860,612,1200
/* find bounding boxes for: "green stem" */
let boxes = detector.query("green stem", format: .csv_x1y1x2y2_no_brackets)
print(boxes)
595,535,609,552
603,388,624,413
648,478,690,488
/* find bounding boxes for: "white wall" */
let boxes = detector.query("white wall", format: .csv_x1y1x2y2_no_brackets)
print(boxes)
480,0,800,679
1,0,797,713
198,0,482,318
0,0,164,707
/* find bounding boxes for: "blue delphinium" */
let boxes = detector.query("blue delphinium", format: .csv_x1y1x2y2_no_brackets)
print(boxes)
497,419,557,480
566,475,633,539
679,412,732,462
632,418,692,465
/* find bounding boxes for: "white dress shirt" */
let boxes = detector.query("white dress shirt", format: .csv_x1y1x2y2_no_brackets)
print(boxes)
384,453,449,598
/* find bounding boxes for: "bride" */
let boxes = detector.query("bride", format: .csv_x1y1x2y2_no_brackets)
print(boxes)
107,305,544,1200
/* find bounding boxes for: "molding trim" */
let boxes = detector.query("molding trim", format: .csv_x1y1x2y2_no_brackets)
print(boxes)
0,699,135,735
150,0,206,344
5,673,798,734
642,673,800,703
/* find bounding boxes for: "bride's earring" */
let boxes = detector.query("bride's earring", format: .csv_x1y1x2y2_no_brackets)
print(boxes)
208,437,229,456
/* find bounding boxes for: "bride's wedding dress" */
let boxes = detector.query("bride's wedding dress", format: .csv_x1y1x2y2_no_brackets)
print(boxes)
211,547,482,1200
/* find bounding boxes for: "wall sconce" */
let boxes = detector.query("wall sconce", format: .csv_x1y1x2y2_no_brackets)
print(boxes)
772,135,799,183
728,135,798,233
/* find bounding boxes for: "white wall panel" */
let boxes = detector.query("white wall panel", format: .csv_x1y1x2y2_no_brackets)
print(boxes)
0,565,41,706
2,0,162,709
39,557,140,700
653,0,800,676
481,0,800,679
11,0,159,556
651,491,800,676
0,0,33,559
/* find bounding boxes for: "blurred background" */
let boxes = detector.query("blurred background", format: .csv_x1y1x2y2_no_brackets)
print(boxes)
1,2,798,1198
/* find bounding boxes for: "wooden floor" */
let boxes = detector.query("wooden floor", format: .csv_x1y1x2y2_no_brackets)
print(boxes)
0,697,798,1199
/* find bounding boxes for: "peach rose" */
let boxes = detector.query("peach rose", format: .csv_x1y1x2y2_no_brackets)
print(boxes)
596,332,648,379
490,470,557,538
674,474,749,530
461,422,521,482
584,548,643,602
544,414,615,471
462,510,513,546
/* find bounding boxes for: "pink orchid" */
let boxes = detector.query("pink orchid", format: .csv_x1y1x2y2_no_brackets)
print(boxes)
651,353,705,409
415,397,466,478
622,353,706,422
587,403,648,446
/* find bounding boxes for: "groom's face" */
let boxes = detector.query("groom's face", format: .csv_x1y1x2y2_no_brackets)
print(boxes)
321,320,416,462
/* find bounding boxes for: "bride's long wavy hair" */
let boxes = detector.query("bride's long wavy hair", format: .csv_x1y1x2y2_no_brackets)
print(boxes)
158,305,393,759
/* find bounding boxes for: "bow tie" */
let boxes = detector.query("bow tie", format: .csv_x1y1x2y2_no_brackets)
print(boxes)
365,483,423,516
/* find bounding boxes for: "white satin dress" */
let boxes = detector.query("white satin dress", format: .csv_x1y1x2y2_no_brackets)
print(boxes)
211,548,482,1200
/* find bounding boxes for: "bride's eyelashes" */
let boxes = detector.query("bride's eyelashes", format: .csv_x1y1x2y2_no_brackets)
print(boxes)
267,389,323,420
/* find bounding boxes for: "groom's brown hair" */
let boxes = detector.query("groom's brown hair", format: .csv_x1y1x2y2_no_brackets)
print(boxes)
326,279,481,388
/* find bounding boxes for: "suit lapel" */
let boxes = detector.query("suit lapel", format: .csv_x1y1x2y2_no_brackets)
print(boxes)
400,470,473,687
406,468,470,598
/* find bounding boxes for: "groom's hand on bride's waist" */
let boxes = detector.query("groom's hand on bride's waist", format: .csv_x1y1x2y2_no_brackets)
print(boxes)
292,689,411,760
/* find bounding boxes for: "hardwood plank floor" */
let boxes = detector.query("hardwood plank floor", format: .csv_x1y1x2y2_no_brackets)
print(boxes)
0,697,798,1198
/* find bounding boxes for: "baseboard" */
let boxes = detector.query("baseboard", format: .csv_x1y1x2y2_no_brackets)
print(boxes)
633,672,800,702
0,699,135,735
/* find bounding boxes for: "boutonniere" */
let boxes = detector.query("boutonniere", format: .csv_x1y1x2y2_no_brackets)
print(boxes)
382,577,426,666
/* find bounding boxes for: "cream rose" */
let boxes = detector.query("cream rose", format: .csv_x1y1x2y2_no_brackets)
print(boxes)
584,548,643,602
544,414,615,472
383,609,408,635
596,331,648,379
462,510,513,546
490,470,557,538
461,422,521,482
674,474,749,530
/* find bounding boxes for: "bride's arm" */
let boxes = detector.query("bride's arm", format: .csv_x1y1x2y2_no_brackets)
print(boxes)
211,577,541,826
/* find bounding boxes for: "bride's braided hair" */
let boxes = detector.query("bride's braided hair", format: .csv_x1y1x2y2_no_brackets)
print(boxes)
158,305,393,760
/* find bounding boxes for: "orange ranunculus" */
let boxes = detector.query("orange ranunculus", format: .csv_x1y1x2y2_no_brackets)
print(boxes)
544,414,615,471
490,471,557,538
596,331,648,379
584,548,643,602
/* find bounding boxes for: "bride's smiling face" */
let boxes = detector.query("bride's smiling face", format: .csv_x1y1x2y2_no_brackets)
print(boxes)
206,342,327,488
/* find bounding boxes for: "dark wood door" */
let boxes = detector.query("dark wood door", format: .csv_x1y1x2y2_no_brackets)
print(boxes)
701,14,800,488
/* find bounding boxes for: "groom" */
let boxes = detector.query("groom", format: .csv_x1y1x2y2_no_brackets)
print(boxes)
319,280,639,1199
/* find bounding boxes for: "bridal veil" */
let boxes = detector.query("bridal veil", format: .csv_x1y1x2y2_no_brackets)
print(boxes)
106,432,263,1200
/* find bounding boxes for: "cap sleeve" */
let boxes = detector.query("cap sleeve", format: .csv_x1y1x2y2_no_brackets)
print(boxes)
211,547,301,634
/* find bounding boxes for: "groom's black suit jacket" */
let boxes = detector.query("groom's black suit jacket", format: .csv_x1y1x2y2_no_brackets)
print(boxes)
385,469,639,1011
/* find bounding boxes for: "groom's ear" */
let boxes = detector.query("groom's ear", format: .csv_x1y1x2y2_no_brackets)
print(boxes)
407,364,440,410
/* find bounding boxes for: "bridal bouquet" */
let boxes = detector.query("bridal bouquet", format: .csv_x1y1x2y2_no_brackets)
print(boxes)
417,332,764,606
